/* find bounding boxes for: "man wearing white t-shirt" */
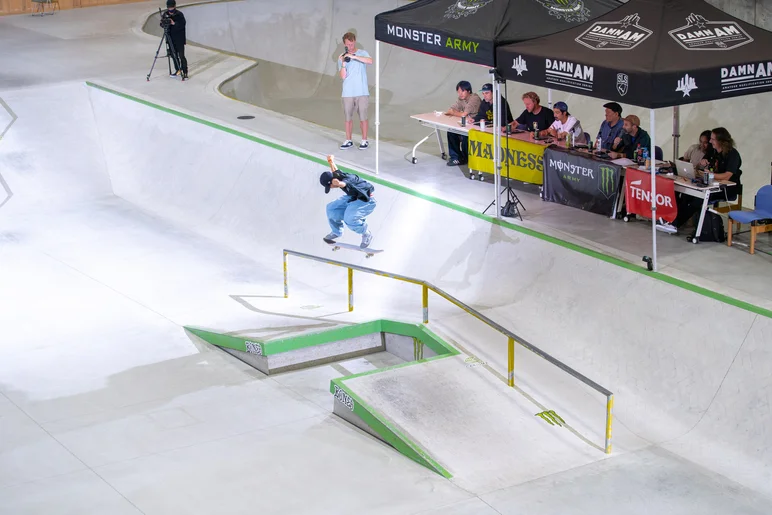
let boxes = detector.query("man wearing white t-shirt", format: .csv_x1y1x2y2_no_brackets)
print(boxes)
338,32,373,150
546,101,584,144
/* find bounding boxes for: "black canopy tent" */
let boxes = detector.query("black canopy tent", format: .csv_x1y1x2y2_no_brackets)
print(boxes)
372,0,620,216
374,0,621,67
495,0,772,270
495,0,772,108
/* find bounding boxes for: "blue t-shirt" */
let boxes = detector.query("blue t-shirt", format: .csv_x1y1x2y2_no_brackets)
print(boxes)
596,119,624,150
338,49,370,98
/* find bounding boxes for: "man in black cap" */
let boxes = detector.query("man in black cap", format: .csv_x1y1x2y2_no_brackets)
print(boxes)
595,102,624,151
472,83,514,131
161,0,188,80
320,155,376,248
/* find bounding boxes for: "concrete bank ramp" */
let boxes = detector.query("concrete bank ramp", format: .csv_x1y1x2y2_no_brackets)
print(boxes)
85,82,772,499
337,353,605,493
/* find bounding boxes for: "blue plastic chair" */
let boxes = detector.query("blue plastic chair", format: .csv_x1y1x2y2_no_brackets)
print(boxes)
727,185,772,254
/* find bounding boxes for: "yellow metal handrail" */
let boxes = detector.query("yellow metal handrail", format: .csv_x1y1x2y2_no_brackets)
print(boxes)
283,249,614,454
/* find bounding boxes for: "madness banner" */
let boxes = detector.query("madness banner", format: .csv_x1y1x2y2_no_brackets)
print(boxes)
467,129,545,185
543,148,622,216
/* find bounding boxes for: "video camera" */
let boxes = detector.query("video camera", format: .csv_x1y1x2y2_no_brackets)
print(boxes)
159,8,173,29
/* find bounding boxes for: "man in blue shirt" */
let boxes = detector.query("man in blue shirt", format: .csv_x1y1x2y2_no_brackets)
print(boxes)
595,102,624,151
338,32,373,150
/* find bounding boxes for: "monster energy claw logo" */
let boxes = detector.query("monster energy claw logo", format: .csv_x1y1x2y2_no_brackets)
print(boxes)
537,0,590,23
598,165,617,199
444,0,494,19
535,410,565,426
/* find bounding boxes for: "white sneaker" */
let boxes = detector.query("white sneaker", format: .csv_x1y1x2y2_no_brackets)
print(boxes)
360,231,373,248
656,218,677,234
340,140,354,150
358,140,369,150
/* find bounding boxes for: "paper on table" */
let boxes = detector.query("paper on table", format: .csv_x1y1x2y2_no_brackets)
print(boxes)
612,158,635,166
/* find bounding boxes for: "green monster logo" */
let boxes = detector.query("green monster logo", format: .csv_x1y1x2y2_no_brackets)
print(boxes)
537,0,591,23
444,0,494,19
535,410,566,427
598,165,617,198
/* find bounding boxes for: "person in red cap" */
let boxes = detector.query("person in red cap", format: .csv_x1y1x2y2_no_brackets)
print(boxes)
320,155,376,248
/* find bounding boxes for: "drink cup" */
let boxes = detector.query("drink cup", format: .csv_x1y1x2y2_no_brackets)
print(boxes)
480,120,486,130
461,116,466,127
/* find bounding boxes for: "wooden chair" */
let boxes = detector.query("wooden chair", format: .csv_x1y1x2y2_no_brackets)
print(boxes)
727,185,772,255
715,184,743,214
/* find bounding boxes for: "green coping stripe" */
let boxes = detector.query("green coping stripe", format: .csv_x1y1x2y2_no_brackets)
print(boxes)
261,320,382,356
85,82,772,320
185,326,250,352
331,378,452,478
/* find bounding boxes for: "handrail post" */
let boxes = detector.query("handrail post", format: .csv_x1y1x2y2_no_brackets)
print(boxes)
348,268,354,312
283,251,289,298
604,394,614,454
422,284,429,323
507,337,515,387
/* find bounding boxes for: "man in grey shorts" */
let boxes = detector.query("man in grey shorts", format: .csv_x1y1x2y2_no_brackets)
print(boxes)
338,31,372,150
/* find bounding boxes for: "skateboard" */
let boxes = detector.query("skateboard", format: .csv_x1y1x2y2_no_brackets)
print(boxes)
326,241,383,258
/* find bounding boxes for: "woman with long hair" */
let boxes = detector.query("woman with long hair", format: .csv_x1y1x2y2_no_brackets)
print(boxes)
670,127,742,230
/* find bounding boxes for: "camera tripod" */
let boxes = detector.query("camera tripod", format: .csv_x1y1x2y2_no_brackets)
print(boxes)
482,125,525,220
482,165,525,220
146,10,182,81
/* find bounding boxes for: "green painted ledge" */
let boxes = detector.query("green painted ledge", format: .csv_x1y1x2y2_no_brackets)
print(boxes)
184,320,459,358
86,81,772,320
186,320,458,477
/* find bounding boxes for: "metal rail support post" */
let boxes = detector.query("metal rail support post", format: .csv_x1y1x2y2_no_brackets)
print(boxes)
507,337,515,387
348,268,354,312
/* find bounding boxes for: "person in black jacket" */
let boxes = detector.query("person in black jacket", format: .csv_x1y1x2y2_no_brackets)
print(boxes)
670,127,742,231
162,0,187,80
320,155,376,248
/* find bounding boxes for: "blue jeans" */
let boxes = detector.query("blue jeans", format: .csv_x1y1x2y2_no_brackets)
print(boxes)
327,196,376,236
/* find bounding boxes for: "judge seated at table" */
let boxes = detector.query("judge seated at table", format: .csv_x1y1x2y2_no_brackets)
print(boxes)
545,101,584,143
472,83,513,131
608,115,651,160
444,80,481,167
667,127,742,232
596,102,625,151
515,92,554,133
683,130,714,169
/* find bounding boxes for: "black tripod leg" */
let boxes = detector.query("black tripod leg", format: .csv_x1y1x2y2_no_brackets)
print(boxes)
147,33,167,81
167,37,180,75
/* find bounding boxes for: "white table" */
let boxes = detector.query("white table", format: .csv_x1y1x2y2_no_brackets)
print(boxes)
671,176,736,243
409,112,471,164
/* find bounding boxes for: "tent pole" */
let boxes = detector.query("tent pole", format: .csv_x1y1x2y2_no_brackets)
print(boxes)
672,106,680,162
548,88,552,108
492,72,501,218
650,108,658,272
375,41,380,175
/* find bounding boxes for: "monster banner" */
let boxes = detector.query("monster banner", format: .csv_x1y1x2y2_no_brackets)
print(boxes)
543,148,622,217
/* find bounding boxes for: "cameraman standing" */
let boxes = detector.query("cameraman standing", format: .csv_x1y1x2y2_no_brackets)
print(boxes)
162,0,188,80
337,32,372,150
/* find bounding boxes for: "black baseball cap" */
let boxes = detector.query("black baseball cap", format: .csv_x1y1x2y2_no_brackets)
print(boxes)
480,83,493,92
320,171,333,193
603,102,623,114
166,0,176,7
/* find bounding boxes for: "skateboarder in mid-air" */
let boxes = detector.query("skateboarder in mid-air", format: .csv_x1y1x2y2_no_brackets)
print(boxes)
320,155,376,248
